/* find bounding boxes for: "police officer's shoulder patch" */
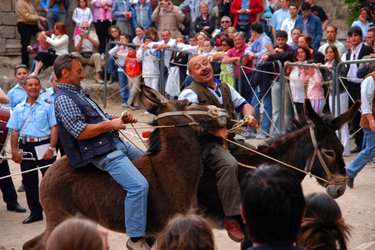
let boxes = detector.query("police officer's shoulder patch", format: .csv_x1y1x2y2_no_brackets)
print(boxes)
43,98,52,104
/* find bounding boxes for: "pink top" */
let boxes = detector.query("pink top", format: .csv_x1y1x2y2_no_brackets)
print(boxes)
301,69,324,100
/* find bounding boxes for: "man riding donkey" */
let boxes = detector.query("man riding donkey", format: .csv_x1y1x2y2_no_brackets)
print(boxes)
178,54,258,242
53,54,150,250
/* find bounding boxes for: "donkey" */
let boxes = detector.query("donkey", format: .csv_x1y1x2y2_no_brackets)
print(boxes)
23,85,229,250
197,99,361,223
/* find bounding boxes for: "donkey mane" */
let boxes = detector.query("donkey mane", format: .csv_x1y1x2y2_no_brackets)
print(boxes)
147,120,161,155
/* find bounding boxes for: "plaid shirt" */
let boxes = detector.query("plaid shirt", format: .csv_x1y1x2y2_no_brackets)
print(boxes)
55,83,112,138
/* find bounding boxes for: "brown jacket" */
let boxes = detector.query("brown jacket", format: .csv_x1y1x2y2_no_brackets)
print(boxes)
16,0,42,24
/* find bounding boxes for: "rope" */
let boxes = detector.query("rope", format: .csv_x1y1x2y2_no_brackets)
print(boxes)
0,164,52,180
224,138,329,184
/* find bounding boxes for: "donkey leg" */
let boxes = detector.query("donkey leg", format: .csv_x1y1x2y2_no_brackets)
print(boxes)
23,231,47,250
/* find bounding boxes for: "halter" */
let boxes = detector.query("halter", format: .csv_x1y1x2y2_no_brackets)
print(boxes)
305,126,336,184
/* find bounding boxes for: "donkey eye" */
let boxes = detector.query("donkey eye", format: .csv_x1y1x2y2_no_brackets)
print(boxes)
322,149,335,159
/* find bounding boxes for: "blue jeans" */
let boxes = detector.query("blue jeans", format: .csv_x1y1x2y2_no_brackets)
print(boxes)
108,57,118,80
346,128,375,178
92,136,147,237
271,81,293,136
251,89,272,135
118,71,130,104
46,12,66,30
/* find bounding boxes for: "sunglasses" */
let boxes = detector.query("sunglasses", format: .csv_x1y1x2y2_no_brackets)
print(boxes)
221,20,230,23
81,27,89,30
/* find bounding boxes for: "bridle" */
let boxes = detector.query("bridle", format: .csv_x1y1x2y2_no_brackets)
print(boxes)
305,126,346,186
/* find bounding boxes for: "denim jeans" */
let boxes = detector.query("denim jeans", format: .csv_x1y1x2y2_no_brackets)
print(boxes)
271,80,293,136
108,57,118,80
46,12,66,30
251,89,272,135
346,128,375,178
92,136,148,237
118,71,130,104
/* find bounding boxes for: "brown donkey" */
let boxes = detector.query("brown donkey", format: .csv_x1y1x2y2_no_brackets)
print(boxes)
23,85,229,249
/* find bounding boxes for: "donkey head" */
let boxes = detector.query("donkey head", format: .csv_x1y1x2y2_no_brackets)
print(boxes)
140,85,230,134
304,99,360,198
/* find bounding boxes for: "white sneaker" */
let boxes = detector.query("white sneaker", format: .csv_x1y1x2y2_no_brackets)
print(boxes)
126,238,151,250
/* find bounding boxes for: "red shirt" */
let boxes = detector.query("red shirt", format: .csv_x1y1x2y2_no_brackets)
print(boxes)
125,54,142,77
227,44,253,77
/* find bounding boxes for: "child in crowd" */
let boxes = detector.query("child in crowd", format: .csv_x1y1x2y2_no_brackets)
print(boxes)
108,34,130,108
125,45,142,110
28,32,50,72
72,0,93,37
91,0,112,21
300,60,326,116
137,35,160,92
297,193,351,250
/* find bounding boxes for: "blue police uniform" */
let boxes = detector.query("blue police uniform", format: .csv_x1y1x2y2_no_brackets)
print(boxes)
7,96,57,219
40,87,55,102
7,83,27,109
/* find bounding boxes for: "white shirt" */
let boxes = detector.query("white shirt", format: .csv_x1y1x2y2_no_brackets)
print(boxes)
148,38,176,67
46,34,69,55
289,66,306,103
72,7,93,26
347,43,363,83
318,40,346,57
361,75,375,114
74,31,99,53
280,17,297,45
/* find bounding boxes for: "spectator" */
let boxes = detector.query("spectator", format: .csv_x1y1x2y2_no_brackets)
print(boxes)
212,0,231,28
351,7,373,40
179,0,214,24
217,16,233,34
346,71,375,188
289,27,301,49
46,217,109,250
193,2,216,36
230,0,263,39
92,0,112,22
280,3,299,46
300,60,326,115
133,26,146,45
285,47,311,124
7,65,29,109
152,0,185,39
259,0,276,43
72,0,93,37
32,22,69,76
15,0,48,67
222,31,254,103
145,26,159,41
112,0,133,36
0,88,27,214
240,165,306,249
318,24,346,57
341,36,352,62
170,35,190,88
297,193,351,250
125,45,142,110
305,0,329,30
227,26,237,39
7,75,58,224
156,213,215,250
362,0,375,22
107,25,121,84
72,22,105,84
261,30,295,136
344,26,373,153
365,28,375,46
269,0,290,40
213,37,235,87
245,22,273,138
137,36,160,92
92,0,114,54
325,45,350,156
132,0,153,29
40,0,70,30
294,2,323,51
298,34,325,63
108,34,130,107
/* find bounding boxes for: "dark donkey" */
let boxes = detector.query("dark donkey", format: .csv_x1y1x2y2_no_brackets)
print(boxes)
23,85,230,250
198,100,361,224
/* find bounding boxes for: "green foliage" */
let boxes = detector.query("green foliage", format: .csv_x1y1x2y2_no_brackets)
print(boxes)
343,0,366,25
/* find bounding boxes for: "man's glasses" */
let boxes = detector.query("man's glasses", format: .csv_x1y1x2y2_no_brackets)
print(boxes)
221,20,230,23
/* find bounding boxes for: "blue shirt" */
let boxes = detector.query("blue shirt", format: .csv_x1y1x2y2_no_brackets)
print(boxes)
7,83,27,109
40,0,69,13
7,96,57,137
41,87,55,103
269,8,290,30
294,14,323,50
245,33,273,64
239,0,250,21
54,83,112,138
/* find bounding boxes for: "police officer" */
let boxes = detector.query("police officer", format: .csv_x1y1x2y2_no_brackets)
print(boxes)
0,87,26,213
7,75,58,224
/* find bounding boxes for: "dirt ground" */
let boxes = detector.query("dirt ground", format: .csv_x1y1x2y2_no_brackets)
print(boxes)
1,102,375,249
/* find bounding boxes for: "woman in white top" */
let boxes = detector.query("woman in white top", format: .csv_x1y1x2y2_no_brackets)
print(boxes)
286,46,310,124
32,22,69,75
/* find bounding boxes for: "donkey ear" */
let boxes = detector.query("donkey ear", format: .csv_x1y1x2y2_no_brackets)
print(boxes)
304,99,325,129
140,84,169,115
331,100,361,129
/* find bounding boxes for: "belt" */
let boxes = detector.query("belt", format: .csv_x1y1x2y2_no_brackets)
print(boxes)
22,136,50,143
